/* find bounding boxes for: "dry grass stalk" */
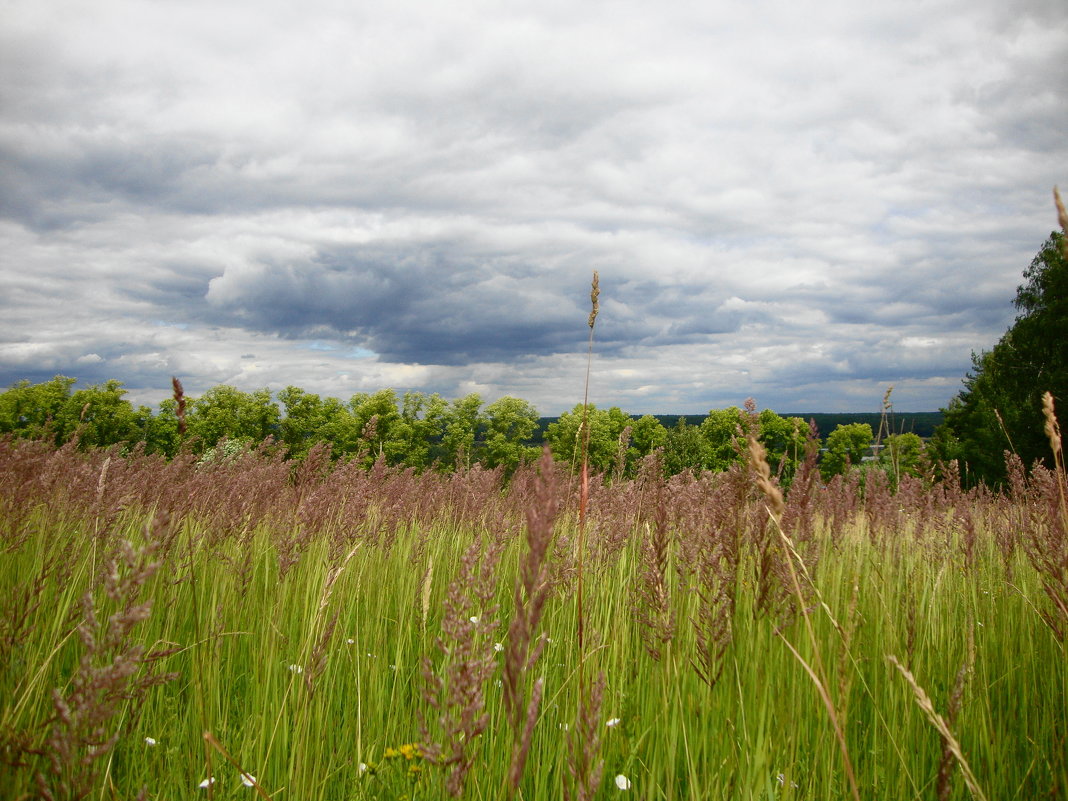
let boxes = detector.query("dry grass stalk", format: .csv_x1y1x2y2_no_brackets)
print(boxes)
37,524,177,800
747,434,860,801
888,655,988,801
1027,391,1068,639
1043,392,1065,511
421,538,501,797
506,677,543,794
502,448,561,794
579,270,600,530
690,522,738,690
421,555,434,635
171,377,186,438
937,628,976,801
564,670,606,801
633,482,676,661
1055,186,1068,257
747,436,785,521
574,270,600,785
835,576,862,726
746,434,793,621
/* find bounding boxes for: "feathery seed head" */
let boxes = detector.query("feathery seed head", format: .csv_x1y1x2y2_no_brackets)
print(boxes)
588,272,600,329
1042,391,1061,456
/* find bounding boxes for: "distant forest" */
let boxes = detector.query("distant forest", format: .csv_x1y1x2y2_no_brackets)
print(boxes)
0,375,943,484
533,411,944,444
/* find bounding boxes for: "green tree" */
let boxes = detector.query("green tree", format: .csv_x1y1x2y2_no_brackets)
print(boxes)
186,385,280,451
699,407,751,471
436,394,484,470
544,404,631,474
142,397,183,456
626,414,668,476
0,376,77,441
385,391,448,470
0,376,147,449
317,397,362,458
57,380,142,448
482,396,540,473
934,232,1067,485
350,389,403,465
820,423,873,480
757,409,809,482
663,417,707,476
278,385,360,459
878,432,925,483
278,385,327,457
695,406,806,479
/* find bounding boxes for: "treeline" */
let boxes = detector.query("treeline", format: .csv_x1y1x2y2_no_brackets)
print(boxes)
932,230,1067,486
0,376,929,482
534,412,943,442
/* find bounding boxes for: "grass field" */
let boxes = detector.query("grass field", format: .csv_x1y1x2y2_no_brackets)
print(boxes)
1,433,1065,800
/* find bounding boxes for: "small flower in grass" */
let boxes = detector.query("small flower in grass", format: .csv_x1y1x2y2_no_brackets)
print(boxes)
144,737,157,746
358,762,369,775
199,777,215,789
606,717,621,728
615,774,631,790
384,743,422,761
494,642,504,652
288,664,303,674
346,638,355,645
240,773,257,787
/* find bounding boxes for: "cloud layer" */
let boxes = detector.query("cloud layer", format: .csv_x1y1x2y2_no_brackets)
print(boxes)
2,0,1066,414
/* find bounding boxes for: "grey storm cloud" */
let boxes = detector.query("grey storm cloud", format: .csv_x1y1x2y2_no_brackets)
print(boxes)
200,246,590,365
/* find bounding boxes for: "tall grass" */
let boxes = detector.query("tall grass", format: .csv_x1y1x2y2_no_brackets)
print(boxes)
0,430,1065,799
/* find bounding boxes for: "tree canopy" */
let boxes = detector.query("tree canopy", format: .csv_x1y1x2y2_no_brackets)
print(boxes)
933,232,1067,485
0,374,931,489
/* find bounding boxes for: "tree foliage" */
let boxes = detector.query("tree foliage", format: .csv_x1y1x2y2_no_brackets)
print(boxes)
820,423,873,481
0,374,928,491
933,232,1067,485
879,432,925,479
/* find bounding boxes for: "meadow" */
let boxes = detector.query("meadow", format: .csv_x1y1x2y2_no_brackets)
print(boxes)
0,419,1065,800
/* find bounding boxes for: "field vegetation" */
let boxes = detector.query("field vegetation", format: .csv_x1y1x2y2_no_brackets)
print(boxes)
1,398,1066,800
2,198,1067,799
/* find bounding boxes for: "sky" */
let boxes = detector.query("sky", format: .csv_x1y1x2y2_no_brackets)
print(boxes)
2,0,1066,416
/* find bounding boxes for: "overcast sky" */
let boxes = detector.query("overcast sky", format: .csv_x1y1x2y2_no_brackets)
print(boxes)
2,0,1066,416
